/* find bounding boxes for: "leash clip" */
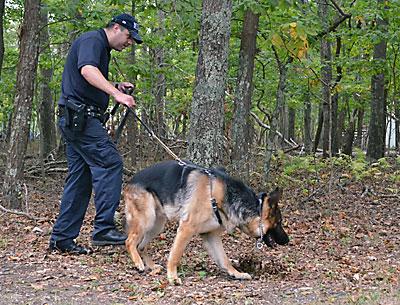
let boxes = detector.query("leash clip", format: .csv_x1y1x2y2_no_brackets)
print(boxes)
256,239,264,250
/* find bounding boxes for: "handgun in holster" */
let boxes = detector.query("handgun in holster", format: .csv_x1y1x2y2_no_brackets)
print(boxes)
65,98,87,132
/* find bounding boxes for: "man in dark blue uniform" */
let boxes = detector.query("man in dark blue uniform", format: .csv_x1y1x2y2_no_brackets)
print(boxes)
49,13,143,254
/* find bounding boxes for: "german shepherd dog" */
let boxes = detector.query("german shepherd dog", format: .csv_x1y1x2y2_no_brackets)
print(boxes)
124,160,289,284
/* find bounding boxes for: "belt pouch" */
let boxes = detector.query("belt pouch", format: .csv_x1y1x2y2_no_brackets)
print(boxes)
65,98,86,132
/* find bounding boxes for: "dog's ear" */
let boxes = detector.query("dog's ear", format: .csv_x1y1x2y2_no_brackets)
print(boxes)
268,187,282,207
258,192,267,203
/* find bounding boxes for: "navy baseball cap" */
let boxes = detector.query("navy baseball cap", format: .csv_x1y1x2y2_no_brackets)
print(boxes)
111,13,143,44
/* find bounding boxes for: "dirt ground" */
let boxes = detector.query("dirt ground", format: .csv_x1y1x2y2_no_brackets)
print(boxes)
0,160,399,305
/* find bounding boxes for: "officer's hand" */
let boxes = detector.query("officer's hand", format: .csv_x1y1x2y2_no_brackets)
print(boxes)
113,91,136,108
116,82,134,94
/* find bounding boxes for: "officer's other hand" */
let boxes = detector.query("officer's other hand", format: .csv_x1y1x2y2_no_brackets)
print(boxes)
113,91,136,108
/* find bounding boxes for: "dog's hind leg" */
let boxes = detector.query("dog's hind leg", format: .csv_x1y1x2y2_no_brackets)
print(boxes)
138,213,167,272
201,230,252,280
124,185,157,272
167,221,195,285
126,227,146,272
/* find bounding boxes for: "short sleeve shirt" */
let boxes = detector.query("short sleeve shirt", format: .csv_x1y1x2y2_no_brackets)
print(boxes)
59,29,111,111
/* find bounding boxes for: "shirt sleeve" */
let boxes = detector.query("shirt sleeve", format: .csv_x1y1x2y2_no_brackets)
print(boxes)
77,37,104,70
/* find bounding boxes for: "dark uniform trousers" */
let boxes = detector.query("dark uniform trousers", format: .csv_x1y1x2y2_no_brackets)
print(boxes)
50,115,123,243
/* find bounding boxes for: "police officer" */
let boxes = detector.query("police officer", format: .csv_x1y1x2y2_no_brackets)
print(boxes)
49,13,143,254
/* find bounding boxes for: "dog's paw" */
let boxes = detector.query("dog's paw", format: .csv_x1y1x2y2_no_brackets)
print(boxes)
135,262,146,273
149,264,163,275
167,276,182,286
234,272,252,280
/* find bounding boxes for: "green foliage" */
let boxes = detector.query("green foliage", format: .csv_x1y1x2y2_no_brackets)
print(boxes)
0,0,399,162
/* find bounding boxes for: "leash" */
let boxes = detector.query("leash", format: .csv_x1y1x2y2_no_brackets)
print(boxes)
256,194,265,250
107,62,222,227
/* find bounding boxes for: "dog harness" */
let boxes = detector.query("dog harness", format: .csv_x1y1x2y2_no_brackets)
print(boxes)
178,162,224,226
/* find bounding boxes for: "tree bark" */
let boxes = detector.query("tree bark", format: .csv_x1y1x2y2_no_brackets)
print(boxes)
3,0,41,209
0,0,5,77
154,3,166,138
355,108,364,148
303,84,313,154
264,50,292,181
343,109,357,156
367,0,387,160
126,1,138,168
318,0,332,158
231,9,259,180
187,0,232,167
38,5,56,159
288,107,296,142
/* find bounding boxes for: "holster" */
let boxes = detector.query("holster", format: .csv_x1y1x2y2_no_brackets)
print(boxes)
65,98,87,132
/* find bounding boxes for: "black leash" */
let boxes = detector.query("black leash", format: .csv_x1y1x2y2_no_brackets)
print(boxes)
107,79,222,225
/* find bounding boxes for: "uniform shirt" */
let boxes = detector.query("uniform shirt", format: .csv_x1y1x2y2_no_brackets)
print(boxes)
59,29,111,111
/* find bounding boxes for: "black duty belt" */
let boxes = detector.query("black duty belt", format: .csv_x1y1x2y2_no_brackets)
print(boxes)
58,105,106,123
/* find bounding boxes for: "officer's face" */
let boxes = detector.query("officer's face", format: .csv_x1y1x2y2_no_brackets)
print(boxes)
112,25,134,51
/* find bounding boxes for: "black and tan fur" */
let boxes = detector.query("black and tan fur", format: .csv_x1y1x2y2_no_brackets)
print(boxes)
124,160,289,284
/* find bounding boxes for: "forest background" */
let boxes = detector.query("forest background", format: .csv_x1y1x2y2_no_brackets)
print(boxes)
0,1,399,304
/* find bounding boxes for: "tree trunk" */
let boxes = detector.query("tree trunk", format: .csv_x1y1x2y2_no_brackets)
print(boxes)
288,107,296,142
126,1,138,168
355,108,364,148
0,0,5,77
343,109,357,156
396,100,400,151
187,0,232,167
336,106,346,151
231,9,259,180
3,0,41,209
264,50,292,181
38,5,56,159
331,36,342,156
313,103,323,152
367,0,387,160
331,92,339,155
318,0,332,158
154,4,166,138
303,85,312,154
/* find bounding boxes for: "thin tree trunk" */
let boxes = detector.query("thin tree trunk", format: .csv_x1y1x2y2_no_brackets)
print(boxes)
343,109,357,156
314,103,323,152
336,106,346,151
288,107,295,142
0,0,5,77
367,0,387,160
303,84,312,154
264,49,291,181
38,5,56,159
126,1,138,168
154,3,166,138
187,0,232,167
231,9,259,180
3,0,41,209
355,108,364,148
331,92,339,155
319,0,332,158
396,100,400,151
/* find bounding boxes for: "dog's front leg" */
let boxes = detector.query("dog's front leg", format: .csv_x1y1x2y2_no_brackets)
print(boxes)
167,222,195,285
201,231,252,280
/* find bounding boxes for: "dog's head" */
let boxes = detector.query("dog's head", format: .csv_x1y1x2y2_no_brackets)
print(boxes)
255,188,289,247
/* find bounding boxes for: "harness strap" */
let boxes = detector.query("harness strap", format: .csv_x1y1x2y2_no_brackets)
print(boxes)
211,197,223,225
